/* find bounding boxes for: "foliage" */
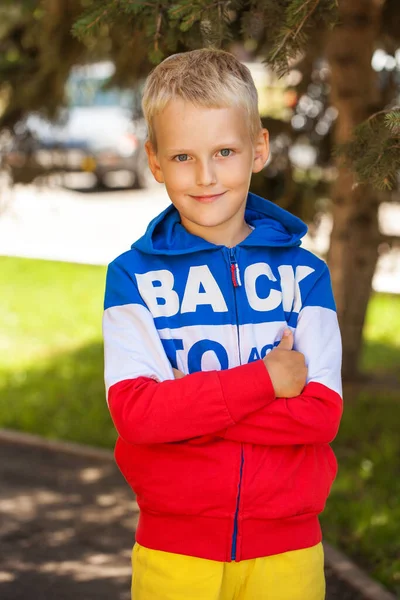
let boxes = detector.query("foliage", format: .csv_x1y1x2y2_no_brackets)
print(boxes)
0,0,151,127
336,107,400,191
72,0,338,75
0,0,84,126
262,0,338,78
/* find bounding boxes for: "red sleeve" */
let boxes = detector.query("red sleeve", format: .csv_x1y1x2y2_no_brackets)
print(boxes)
216,382,342,445
212,261,343,447
108,360,275,445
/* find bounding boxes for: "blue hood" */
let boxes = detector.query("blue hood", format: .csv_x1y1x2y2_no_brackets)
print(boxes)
133,192,307,255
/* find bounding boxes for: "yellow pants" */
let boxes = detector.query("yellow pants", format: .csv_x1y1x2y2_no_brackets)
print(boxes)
131,542,325,600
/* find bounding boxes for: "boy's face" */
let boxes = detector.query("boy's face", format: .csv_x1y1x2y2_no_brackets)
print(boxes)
145,98,269,245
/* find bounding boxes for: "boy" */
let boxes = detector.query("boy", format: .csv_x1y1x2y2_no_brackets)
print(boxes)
103,49,342,600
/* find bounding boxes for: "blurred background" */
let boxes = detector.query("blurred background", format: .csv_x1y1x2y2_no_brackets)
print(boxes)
0,0,399,596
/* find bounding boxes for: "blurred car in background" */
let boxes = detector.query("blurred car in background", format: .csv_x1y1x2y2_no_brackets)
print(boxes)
4,62,151,189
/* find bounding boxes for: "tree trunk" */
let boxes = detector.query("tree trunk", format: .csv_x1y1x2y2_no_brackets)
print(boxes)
326,0,384,381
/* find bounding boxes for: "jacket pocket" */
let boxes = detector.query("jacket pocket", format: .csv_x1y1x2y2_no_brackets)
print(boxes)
242,443,337,520
115,436,240,519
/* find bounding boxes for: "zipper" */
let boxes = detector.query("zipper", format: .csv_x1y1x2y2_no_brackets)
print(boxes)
231,447,244,560
228,246,243,561
229,247,242,288
228,247,242,363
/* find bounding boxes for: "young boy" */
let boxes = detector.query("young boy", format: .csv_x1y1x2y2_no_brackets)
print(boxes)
102,48,342,600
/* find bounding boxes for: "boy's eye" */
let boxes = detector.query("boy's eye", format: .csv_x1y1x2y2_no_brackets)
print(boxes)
174,154,189,162
219,149,232,157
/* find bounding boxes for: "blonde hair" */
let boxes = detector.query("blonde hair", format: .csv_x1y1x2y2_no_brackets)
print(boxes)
142,48,262,149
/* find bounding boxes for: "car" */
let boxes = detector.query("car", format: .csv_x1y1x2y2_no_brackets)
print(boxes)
4,62,151,189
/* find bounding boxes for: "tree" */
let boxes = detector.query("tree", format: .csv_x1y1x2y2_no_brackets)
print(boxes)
0,0,83,128
325,1,399,379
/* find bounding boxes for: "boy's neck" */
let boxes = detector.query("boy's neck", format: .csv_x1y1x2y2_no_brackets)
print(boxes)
180,215,252,248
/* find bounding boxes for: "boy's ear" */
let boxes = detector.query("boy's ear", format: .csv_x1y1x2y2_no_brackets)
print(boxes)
252,128,270,174
145,141,164,184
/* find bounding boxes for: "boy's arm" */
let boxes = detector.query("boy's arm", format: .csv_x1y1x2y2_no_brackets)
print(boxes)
213,263,343,446
103,259,276,445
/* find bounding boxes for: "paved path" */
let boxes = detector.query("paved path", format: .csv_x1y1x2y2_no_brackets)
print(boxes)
0,437,368,600
0,178,399,293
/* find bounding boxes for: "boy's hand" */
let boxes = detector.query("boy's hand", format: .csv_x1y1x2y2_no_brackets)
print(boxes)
172,368,185,379
263,329,307,398
172,329,307,398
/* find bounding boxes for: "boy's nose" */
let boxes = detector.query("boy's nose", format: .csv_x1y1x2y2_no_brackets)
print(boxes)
196,160,217,186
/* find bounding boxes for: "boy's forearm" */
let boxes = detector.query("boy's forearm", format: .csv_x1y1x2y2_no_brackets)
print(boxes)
184,381,342,447
217,381,342,446
169,347,342,447
104,265,274,446
108,360,275,445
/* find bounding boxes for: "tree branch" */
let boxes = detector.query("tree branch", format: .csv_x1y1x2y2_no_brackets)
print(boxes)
269,0,320,63
366,106,400,123
154,6,162,52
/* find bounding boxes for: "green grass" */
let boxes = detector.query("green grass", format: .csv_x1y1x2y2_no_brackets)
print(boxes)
0,256,106,370
0,256,115,445
1,256,400,592
321,390,400,595
321,292,400,594
361,292,400,374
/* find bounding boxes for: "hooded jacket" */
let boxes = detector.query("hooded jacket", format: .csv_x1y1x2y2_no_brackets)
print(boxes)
103,192,343,562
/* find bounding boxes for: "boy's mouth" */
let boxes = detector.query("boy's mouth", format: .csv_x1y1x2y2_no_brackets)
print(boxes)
189,192,226,204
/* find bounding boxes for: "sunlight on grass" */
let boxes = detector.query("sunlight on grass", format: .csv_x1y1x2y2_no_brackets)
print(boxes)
361,292,400,374
0,256,106,369
0,342,116,448
363,292,400,345
0,257,114,446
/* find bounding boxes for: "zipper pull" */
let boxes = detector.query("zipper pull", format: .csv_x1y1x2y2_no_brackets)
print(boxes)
229,248,242,288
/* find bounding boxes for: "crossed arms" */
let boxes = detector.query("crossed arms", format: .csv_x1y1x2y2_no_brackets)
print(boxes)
103,261,343,448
